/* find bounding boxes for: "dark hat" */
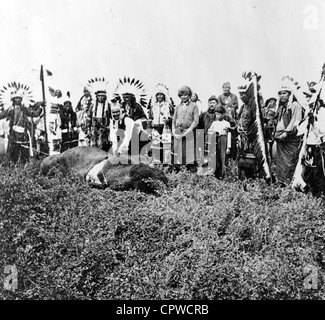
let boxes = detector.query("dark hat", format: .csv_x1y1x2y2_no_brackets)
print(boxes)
222,82,231,89
265,97,277,107
208,95,218,102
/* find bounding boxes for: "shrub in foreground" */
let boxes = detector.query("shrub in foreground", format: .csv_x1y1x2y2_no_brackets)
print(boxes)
1,162,325,299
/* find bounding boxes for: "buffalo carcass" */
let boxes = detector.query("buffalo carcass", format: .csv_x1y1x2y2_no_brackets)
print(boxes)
40,146,168,193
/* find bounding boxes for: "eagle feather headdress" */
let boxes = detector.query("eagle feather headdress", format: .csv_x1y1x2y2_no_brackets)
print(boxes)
278,76,309,111
0,82,34,109
86,77,110,98
239,71,272,181
114,77,147,108
151,83,171,105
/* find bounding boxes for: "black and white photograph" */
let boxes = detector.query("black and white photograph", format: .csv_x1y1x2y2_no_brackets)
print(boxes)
1,0,325,307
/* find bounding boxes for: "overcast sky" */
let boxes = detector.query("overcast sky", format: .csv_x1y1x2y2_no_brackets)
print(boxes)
0,0,324,106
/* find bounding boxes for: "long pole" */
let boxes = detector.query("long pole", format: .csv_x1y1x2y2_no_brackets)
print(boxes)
40,65,49,155
292,64,325,191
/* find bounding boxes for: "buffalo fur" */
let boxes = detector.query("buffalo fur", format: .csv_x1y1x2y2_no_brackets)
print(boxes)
40,146,108,180
40,146,168,194
100,162,168,193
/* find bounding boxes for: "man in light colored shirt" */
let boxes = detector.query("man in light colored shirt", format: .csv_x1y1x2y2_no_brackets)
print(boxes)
208,106,231,178
109,99,135,157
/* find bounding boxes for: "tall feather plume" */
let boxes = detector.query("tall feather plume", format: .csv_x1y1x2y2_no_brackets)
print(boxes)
292,67,325,191
242,71,272,181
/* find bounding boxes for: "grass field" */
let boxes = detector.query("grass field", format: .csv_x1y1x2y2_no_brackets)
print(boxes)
1,158,325,299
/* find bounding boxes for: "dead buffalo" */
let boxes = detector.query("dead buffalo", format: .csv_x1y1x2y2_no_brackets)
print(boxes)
40,146,168,193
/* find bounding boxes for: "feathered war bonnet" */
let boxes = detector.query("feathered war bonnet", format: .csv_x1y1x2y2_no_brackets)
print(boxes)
152,83,171,104
86,77,110,100
114,77,148,108
238,71,262,96
278,76,308,109
0,82,34,108
278,77,293,94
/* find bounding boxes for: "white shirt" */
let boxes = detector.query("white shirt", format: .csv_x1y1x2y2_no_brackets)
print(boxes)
208,119,230,136
308,107,325,145
109,116,135,154
95,102,104,119
151,102,171,125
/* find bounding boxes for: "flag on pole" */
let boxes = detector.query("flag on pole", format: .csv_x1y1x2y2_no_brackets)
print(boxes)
40,66,53,81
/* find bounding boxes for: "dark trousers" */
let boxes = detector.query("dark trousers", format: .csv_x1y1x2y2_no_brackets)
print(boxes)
208,135,227,179
150,126,164,163
9,141,29,164
303,145,325,195
61,132,79,153
91,125,109,151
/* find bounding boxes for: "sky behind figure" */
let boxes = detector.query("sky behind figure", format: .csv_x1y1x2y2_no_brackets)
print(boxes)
0,0,324,107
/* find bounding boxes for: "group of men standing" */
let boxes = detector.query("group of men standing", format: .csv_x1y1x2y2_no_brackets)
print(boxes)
1,73,324,193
